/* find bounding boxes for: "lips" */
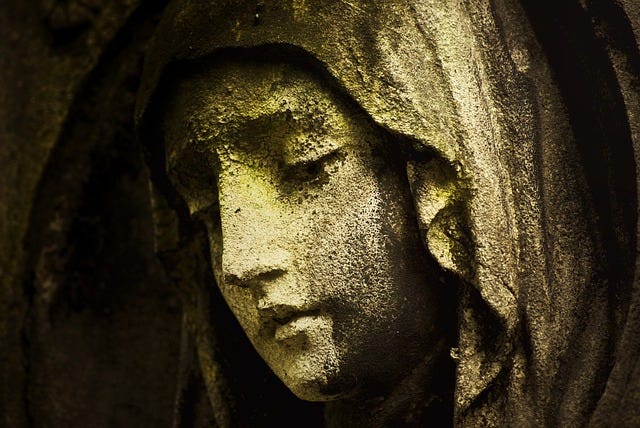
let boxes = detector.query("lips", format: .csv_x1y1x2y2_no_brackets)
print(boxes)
257,302,320,337
274,314,324,342
271,307,317,323
274,313,296,326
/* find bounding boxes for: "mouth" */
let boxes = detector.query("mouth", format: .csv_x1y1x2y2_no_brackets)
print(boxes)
273,310,317,326
273,313,325,342
258,303,321,340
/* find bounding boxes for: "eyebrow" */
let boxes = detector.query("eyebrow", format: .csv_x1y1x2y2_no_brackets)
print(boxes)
205,104,345,166
212,98,325,140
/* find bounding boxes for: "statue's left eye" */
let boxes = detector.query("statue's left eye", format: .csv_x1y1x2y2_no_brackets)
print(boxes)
282,149,341,185
301,158,324,177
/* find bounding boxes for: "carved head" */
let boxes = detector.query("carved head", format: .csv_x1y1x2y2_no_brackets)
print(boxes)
161,57,453,401
135,1,618,425
135,1,531,423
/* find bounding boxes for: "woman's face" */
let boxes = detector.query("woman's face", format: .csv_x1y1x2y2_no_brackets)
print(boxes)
164,60,444,401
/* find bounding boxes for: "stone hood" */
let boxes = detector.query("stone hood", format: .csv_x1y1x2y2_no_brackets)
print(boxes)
135,1,608,426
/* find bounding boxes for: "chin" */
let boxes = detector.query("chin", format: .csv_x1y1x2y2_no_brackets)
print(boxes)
277,366,354,402
285,378,350,402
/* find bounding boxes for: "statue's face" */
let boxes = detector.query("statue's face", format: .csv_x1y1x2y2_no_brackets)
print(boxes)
164,60,444,401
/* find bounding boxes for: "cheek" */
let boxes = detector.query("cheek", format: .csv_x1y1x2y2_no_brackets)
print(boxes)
300,165,404,324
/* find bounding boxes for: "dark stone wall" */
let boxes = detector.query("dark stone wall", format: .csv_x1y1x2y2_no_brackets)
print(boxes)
0,1,181,426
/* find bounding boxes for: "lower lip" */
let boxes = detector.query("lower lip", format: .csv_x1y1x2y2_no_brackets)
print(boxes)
274,314,326,342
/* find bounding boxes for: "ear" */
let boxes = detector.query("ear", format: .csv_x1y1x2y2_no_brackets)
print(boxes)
406,156,472,281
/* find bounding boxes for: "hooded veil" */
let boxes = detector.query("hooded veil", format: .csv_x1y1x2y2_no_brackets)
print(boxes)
135,1,634,426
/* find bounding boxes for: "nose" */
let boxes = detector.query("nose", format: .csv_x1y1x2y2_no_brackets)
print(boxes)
217,165,293,288
222,247,291,288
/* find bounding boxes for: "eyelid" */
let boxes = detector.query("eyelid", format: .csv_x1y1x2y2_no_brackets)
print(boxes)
280,148,343,187
284,146,341,168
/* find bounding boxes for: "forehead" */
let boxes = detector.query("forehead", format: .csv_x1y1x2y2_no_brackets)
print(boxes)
163,59,352,155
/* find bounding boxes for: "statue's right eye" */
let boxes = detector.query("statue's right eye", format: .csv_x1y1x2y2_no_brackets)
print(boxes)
167,149,219,216
192,198,220,226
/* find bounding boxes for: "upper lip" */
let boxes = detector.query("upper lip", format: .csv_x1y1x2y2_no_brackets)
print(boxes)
257,302,319,327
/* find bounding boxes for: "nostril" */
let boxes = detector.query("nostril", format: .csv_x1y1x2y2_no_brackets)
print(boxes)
223,272,250,288
253,268,287,282
223,268,287,288
221,248,291,287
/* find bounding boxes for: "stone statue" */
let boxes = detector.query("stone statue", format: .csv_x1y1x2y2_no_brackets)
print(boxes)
161,56,458,425
1,0,639,426
2,0,640,426
133,0,639,426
